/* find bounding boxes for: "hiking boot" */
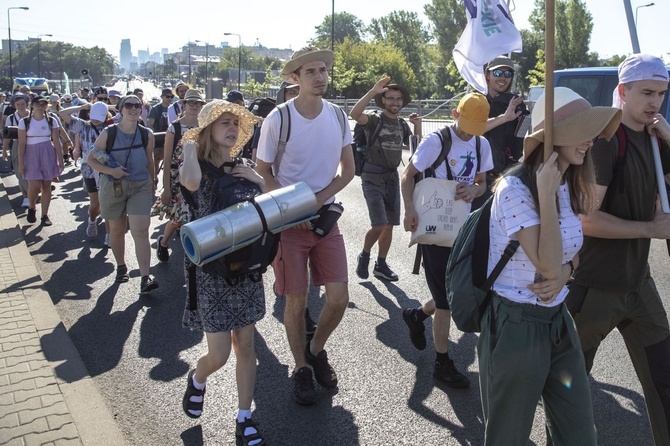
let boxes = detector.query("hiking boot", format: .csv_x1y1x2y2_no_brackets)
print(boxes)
373,261,399,281
305,308,317,341
41,215,52,226
356,252,370,279
402,309,427,351
156,235,170,262
140,275,159,294
293,366,317,405
27,208,36,223
433,359,470,388
305,343,338,389
86,217,98,238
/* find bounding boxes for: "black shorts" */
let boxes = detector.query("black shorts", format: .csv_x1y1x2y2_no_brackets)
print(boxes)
420,244,452,310
83,177,98,193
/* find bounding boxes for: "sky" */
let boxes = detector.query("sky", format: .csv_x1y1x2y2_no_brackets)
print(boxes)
2,0,668,63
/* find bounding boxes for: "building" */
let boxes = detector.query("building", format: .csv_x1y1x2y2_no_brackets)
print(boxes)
120,39,132,71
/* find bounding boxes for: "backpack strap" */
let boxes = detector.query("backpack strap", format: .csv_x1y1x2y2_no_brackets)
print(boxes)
430,127,453,180
105,124,117,154
173,122,182,151
105,124,148,153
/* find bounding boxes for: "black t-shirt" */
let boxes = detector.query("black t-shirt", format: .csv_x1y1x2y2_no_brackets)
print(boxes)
484,93,527,174
574,124,670,292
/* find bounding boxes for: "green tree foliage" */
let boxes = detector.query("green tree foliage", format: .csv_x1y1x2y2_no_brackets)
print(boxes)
527,48,546,86
313,12,365,49
516,29,544,92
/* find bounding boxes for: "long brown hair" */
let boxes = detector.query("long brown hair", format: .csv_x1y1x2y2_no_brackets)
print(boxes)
494,143,596,216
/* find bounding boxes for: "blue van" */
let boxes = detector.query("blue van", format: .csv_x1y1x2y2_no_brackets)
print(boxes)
553,67,670,119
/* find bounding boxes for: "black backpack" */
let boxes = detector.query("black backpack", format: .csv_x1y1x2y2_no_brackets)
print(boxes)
353,111,411,176
185,160,280,309
486,93,528,173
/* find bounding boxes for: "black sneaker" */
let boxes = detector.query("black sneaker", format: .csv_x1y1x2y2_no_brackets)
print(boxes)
305,308,317,340
156,235,170,262
373,261,399,281
305,343,338,389
27,208,36,223
140,275,159,294
402,309,427,351
293,366,317,405
356,252,370,279
41,215,52,226
433,359,471,388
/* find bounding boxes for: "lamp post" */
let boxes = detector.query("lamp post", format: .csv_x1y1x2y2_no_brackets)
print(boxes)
7,6,30,83
224,33,241,90
36,33,52,78
195,40,209,89
635,2,654,26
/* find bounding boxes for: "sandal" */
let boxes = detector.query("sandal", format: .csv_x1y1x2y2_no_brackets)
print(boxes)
235,418,267,446
115,265,129,283
182,370,205,419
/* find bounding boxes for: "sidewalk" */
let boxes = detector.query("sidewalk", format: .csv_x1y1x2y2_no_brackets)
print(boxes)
0,177,127,446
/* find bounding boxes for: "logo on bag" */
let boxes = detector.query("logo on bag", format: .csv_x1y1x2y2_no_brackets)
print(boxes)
425,225,437,233
420,191,444,214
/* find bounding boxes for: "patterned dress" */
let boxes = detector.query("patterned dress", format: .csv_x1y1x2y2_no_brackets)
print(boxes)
182,170,266,332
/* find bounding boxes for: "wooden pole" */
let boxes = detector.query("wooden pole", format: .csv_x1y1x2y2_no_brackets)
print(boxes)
544,0,555,162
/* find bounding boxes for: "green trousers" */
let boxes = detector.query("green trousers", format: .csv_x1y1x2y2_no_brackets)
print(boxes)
478,293,597,446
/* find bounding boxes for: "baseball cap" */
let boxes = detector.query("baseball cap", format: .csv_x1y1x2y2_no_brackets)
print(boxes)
226,90,244,104
89,102,108,122
161,88,173,97
456,93,490,136
109,90,122,98
50,93,59,102
62,93,73,101
486,56,515,71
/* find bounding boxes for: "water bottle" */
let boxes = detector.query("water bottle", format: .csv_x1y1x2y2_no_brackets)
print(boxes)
91,147,121,169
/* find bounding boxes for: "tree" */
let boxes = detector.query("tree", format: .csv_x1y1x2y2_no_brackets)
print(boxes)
312,12,365,49
527,48,546,87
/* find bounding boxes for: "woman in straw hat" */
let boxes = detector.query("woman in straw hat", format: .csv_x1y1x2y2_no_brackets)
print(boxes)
152,89,204,262
477,87,622,445
178,100,267,446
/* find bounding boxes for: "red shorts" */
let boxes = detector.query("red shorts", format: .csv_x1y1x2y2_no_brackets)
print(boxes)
272,224,348,296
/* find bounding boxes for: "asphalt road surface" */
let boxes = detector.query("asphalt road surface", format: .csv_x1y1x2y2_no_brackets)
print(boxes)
2,147,664,446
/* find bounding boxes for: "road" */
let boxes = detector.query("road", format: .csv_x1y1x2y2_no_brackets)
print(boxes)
2,146,663,445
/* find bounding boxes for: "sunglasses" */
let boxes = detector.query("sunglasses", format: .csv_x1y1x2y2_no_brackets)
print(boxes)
97,96,109,101
64,100,72,103
163,95,174,99
185,100,203,107
122,102,142,109
491,69,514,79
33,102,48,107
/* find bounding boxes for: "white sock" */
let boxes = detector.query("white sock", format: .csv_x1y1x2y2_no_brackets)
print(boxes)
237,409,260,446
89,216,97,224
188,374,206,416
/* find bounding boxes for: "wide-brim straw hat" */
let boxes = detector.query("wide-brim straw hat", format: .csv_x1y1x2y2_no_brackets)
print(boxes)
173,81,190,96
524,87,622,160
374,84,411,109
282,47,334,81
179,88,205,104
181,100,259,154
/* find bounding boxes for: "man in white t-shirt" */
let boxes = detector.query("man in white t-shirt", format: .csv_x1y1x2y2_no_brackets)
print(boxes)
400,93,493,388
255,47,355,406
167,81,189,124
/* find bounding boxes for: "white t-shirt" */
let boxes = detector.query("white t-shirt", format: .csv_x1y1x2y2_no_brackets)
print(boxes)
257,99,353,202
18,115,60,144
412,127,493,183
167,102,181,125
489,176,583,306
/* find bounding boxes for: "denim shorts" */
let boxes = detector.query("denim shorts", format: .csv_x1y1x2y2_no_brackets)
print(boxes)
361,171,400,227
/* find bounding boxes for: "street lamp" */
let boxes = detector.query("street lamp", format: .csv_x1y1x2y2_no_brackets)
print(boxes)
635,2,654,26
224,33,241,90
37,33,52,78
7,6,30,83
195,40,209,90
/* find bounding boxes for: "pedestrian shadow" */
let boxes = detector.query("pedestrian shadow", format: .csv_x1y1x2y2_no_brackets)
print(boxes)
360,280,484,444
180,425,203,446
253,331,360,445
271,275,325,326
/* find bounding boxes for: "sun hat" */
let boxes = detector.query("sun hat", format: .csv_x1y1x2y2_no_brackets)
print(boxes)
89,102,108,122
173,81,190,96
612,54,669,108
276,82,299,104
282,46,334,80
486,55,515,71
524,87,622,161
180,100,260,154
456,93,490,136
180,89,206,104
374,83,411,109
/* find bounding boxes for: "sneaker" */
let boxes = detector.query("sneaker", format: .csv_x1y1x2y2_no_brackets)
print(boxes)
402,309,427,351
305,343,338,389
356,252,370,279
140,275,159,294
104,234,110,247
86,217,98,238
41,215,52,226
27,208,36,223
373,261,399,281
433,359,471,388
305,308,317,340
156,235,170,262
21,198,29,208
293,366,317,405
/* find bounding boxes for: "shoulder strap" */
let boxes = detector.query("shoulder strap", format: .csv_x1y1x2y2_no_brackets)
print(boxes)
198,159,226,178
138,125,149,148
367,112,385,149
105,124,118,154
22,116,30,132
429,127,453,180
274,103,291,176
475,136,481,173
400,118,411,145
329,102,347,140
173,122,182,151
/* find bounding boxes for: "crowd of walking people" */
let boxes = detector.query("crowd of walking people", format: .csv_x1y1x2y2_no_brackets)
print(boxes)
2,49,670,446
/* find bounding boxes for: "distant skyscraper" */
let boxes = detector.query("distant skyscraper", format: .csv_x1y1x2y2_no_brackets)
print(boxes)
120,39,132,71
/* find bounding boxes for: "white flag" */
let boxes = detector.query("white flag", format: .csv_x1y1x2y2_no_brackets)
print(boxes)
453,0,522,93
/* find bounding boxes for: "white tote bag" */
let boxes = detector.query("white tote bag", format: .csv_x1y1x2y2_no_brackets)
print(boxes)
409,177,469,248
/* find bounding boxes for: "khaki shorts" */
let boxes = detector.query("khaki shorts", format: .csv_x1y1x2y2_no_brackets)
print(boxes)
99,176,153,220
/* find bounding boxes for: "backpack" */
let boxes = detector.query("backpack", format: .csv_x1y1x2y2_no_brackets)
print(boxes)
353,111,411,176
445,173,529,333
272,101,347,176
105,123,150,154
184,160,280,309
486,92,527,173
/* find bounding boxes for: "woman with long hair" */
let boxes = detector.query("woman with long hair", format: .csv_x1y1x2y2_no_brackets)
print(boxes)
179,100,267,446
478,87,622,445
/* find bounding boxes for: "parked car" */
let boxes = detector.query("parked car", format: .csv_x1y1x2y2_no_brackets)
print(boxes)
524,85,545,113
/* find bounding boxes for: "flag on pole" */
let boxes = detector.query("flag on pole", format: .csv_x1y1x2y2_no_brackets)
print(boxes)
453,0,522,93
